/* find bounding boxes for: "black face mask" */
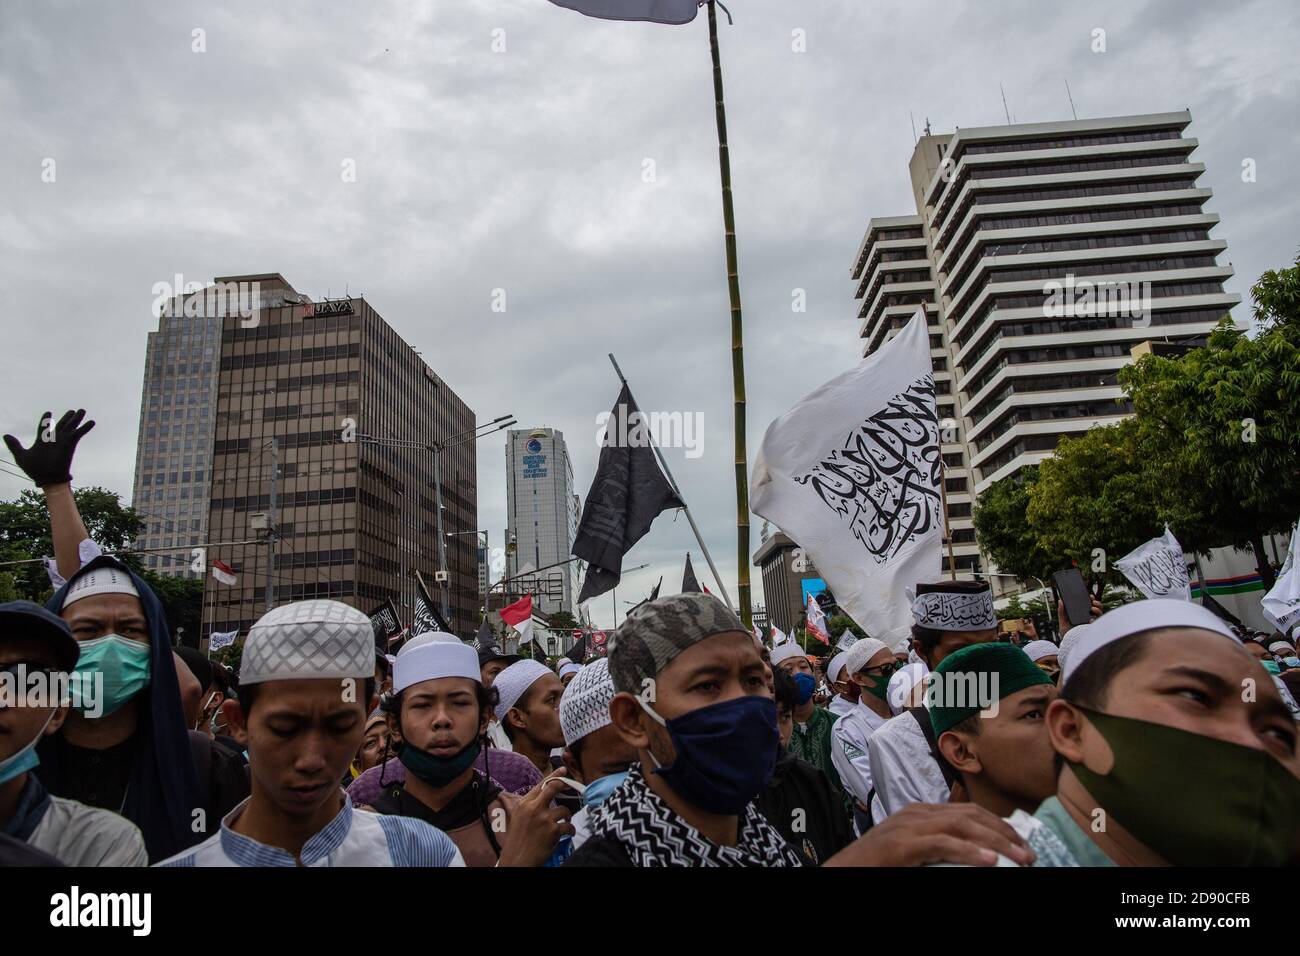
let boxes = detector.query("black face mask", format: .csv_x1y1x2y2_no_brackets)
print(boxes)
398,737,481,787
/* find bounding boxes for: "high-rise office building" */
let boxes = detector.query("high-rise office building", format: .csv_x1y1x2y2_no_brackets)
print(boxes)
199,273,478,640
851,111,1239,578
505,427,578,615
131,314,222,579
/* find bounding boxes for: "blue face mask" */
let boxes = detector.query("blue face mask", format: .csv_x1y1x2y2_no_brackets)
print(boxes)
792,672,817,705
72,635,152,718
580,770,629,808
640,695,778,815
0,709,58,785
1283,657,1300,669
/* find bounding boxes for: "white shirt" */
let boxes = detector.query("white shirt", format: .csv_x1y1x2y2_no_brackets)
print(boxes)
867,709,949,821
155,791,465,867
29,795,148,867
830,698,889,823
827,695,855,718
487,720,513,751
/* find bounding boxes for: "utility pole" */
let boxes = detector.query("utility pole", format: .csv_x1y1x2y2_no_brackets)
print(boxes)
266,436,278,612
432,441,450,621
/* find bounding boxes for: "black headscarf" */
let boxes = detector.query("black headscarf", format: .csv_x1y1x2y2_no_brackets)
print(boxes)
38,554,205,862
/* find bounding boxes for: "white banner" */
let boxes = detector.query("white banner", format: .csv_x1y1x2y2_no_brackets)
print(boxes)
752,309,941,644
547,0,700,24
1262,523,1300,636
1115,527,1192,601
209,630,238,651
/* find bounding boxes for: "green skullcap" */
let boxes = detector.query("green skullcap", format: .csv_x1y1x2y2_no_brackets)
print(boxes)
929,642,1053,737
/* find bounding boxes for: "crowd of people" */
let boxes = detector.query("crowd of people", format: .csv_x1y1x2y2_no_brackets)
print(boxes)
2,410,1299,867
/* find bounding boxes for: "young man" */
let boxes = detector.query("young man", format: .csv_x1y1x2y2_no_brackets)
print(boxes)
758,667,853,864
6,410,245,860
558,658,636,849
158,600,463,866
477,640,520,750
365,636,571,866
0,600,147,865
558,661,583,687
824,651,857,718
931,643,1058,819
770,642,843,799
495,659,566,775
1011,599,1300,866
867,581,1000,820
830,638,896,833
565,593,1037,867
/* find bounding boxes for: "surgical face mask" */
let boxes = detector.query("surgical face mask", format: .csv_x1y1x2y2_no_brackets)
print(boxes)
398,737,481,788
638,694,777,815
1263,660,1282,676
1069,707,1300,867
580,770,629,808
72,635,152,718
1284,657,1300,670
792,672,817,705
0,708,59,786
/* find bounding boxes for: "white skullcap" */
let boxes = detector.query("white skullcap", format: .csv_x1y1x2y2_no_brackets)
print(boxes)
844,638,891,677
826,652,849,685
556,657,572,669
558,662,583,680
887,661,930,716
892,637,910,655
1268,640,1296,655
405,631,461,653
393,640,481,693
1023,640,1060,663
492,659,553,719
1055,624,1088,674
559,658,615,747
770,643,808,667
1060,599,1236,685
240,599,375,686
62,566,141,610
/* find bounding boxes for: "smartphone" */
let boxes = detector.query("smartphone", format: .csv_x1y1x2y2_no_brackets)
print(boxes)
1053,568,1092,627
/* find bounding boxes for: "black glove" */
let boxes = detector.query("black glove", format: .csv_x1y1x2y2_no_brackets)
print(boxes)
2,409,95,488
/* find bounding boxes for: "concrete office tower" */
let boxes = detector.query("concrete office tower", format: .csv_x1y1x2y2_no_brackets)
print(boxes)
201,273,478,640
505,428,578,615
131,314,223,579
851,111,1239,579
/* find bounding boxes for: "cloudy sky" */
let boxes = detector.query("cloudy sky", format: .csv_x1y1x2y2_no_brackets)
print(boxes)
2,0,1297,628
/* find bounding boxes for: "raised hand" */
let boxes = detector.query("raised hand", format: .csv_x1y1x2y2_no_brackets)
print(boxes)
2,410,95,488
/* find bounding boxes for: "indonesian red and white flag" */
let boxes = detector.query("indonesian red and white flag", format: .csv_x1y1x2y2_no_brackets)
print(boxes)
546,0,701,24
500,594,535,645
806,594,830,645
211,560,237,586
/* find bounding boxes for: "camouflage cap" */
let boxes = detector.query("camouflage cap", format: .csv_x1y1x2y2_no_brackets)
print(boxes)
607,592,749,695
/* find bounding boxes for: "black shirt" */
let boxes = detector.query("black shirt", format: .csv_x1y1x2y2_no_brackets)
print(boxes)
370,772,502,833
753,750,853,866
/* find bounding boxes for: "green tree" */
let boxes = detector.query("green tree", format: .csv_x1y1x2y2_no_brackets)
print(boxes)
1025,417,1160,593
972,465,1057,586
1120,253,1300,587
141,571,205,644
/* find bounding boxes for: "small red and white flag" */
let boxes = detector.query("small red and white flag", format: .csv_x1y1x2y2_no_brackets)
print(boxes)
211,560,237,586
806,593,830,645
500,593,535,646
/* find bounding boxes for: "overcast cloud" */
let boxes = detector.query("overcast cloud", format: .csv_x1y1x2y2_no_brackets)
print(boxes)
2,0,1297,628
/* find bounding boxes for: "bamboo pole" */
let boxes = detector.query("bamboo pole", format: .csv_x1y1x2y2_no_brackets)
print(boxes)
706,1,752,627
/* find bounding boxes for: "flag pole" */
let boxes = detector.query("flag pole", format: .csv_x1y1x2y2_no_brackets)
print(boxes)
705,0,752,628
608,353,734,610
939,459,957,581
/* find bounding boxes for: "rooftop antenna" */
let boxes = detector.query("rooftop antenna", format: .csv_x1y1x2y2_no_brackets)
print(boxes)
923,116,932,136
909,111,918,144
1065,78,1078,120
1000,84,1012,125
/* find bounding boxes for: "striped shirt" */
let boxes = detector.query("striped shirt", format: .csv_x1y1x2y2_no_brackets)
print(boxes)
156,791,464,867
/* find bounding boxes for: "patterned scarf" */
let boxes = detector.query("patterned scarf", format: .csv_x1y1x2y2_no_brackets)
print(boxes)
585,763,805,867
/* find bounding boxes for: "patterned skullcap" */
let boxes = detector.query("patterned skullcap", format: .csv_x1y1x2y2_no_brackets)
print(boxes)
910,581,996,632
607,592,748,695
559,658,615,747
492,659,553,719
62,565,140,610
240,599,375,686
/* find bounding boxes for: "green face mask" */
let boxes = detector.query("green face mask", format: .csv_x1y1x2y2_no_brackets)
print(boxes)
1070,707,1300,867
860,671,892,702
72,635,152,718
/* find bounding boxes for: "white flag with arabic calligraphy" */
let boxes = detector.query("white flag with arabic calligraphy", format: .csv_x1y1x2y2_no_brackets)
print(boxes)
751,309,941,644
1115,526,1192,601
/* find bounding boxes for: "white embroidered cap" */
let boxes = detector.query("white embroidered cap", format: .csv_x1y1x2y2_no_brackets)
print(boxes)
61,565,141,610
825,651,850,685
559,658,615,747
393,639,481,693
843,638,890,677
240,599,375,686
492,659,553,719
770,643,808,668
1023,640,1060,663
911,584,996,632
